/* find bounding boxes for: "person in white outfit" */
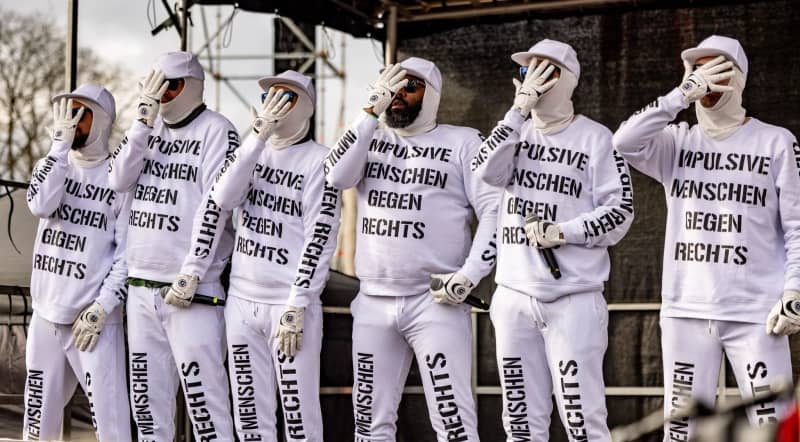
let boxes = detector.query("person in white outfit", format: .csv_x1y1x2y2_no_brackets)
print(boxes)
108,51,238,441
24,84,132,441
612,35,800,440
472,39,634,442
324,57,501,442
211,70,341,441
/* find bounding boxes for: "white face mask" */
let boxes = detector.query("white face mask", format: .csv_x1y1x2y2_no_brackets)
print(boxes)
695,67,746,140
380,84,440,137
70,102,111,168
160,77,205,125
532,65,578,135
269,88,314,149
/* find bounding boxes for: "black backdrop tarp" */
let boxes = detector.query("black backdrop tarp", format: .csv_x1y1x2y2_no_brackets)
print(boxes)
364,1,800,441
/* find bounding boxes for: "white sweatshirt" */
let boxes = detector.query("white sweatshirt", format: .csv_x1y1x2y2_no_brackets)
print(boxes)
210,136,341,307
324,113,501,297
472,109,634,301
613,88,800,323
27,146,131,324
108,110,239,296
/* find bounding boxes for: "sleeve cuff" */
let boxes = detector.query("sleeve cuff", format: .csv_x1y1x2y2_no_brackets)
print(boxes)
95,293,119,315
784,279,800,294
127,119,153,142
458,263,483,287
287,286,311,308
47,142,71,160
502,108,526,130
559,218,586,245
665,88,691,111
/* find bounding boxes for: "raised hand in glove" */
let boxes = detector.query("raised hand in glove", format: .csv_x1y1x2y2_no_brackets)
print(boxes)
276,305,304,357
252,87,294,141
72,302,107,352
430,272,475,305
679,55,735,104
136,69,168,128
161,274,199,308
364,64,408,116
525,219,566,249
51,98,85,151
766,290,800,336
512,58,559,118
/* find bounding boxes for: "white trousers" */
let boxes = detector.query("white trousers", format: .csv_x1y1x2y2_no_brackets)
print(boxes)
23,311,131,442
350,291,479,442
661,316,793,441
225,295,323,441
490,286,611,442
126,285,234,441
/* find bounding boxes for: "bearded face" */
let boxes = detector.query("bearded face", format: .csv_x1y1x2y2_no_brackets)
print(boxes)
384,94,423,128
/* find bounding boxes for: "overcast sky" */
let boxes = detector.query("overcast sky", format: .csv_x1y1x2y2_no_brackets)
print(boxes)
8,0,384,145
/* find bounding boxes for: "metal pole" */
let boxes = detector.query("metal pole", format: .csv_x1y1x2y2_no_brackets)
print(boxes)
384,5,397,64
180,0,189,51
65,0,78,91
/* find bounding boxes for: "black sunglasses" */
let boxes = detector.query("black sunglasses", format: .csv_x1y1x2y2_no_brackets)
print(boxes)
261,90,298,103
403,79,426,93
71,106,93,120
166,78,184,91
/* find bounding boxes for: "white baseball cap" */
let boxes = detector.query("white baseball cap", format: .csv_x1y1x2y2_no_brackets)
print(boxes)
52,83,116,122
257,70,316,106
398,57,442,92
512,39,580,78
154,51,205,80
681,35,748,76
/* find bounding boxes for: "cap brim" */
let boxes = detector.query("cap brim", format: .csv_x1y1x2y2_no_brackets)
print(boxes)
51,92,101,108
50,92,106,118
258,77,311,99
379,66,438,91
681,47,740,70
256,76,315,111
511,51,536,67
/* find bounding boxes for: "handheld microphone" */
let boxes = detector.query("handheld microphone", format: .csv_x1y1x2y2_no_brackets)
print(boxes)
525,213,562,279
193,294,225,306
430,278,490,310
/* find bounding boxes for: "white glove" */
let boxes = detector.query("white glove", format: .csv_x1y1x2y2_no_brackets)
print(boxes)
51,97,85,150
430,272,475,305
161,274,199,308
525,219,566,249
136,69,168,128
766,290,800,336
72,302,107,352
364,64,408,116
252,87,293,141
276,305,304,357
512,58,559,117
679,55,735,103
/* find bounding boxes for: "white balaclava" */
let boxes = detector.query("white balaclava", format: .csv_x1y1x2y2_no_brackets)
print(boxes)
53,83,116,168
154,51,206,126
532,63,577,135
681,35,749,140
512,39,581,135
256,70,316,149
380,56,441,137
695,67,746,140
160,77,205,125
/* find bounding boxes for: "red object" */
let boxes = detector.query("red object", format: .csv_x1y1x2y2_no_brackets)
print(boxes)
777,403,800,442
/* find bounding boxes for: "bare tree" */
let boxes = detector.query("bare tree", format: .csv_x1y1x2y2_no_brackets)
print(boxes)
0,8,134,182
